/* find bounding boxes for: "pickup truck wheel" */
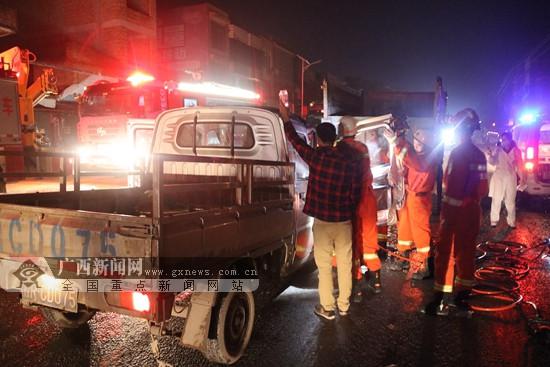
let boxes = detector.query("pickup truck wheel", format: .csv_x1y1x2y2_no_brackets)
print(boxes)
204,291,255,365
41,308,95,329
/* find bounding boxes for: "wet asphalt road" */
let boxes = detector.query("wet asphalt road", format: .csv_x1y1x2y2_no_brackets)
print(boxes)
1,203,549,367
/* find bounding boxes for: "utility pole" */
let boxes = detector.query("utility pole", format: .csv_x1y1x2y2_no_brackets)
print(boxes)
322,79,328,119
297,55,322,118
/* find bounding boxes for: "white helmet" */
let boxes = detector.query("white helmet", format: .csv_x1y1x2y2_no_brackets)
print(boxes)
340,116,358,137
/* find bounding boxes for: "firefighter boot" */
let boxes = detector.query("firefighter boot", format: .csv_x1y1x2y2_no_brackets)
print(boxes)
453,290,471,311
410,251,430,280
412,260,430,280
422,291,452,316
389,251,410,272
366,270,382,294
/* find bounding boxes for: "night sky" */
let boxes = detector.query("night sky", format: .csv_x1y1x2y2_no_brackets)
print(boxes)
166,0,550,124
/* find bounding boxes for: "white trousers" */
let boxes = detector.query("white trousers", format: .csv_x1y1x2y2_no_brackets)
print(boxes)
490,172,517,226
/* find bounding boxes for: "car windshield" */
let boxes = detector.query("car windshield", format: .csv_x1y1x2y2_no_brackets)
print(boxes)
356,127,390,167
81,84,163,118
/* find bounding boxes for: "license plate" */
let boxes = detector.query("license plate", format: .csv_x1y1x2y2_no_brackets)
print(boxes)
21,288,78,313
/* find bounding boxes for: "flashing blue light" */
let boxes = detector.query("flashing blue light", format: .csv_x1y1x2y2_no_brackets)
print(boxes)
519,111,537,124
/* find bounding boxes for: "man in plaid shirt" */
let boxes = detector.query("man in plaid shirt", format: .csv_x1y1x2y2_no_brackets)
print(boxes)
280,102,362,320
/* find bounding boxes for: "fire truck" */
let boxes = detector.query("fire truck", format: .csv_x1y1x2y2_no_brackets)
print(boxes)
77,72,262,173
512,111,550,198
0,47,57,182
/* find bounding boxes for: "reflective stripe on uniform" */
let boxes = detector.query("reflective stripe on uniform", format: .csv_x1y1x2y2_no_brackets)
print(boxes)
363,254,379,260
416,247,430,253
434,283,453,293
398,240,413,246
443,195,463,207
455,277,476,287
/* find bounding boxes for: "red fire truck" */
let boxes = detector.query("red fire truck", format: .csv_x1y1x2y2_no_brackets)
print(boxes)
78,71,262,172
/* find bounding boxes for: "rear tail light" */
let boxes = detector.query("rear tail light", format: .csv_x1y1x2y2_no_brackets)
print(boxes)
525,161,535,171
132,292,150,312
526,146,535,160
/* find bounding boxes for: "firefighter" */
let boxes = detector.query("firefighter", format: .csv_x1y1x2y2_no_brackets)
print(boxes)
423,108,488,316
386,128,438,279
338,116,381,299
488,131,524,229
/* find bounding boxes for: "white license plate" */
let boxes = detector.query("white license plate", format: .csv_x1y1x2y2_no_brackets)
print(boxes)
21,288,78,313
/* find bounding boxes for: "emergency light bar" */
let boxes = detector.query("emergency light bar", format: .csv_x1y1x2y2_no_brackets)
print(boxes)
518,110,538,125
177,81,260,100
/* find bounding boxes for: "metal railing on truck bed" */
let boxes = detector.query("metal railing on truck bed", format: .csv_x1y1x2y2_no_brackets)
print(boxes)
0,150,295,220
0,150,140,193
150,153,295,219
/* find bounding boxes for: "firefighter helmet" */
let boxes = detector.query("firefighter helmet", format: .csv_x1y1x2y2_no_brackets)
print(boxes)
451,108,480,136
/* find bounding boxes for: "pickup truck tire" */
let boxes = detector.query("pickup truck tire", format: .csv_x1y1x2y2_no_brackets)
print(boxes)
204,291,255,365
41,308,95,329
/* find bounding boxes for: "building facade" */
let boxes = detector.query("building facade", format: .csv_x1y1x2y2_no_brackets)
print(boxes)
157,2,300,110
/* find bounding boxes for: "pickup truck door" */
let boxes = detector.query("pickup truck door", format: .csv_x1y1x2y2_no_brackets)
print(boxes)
286,127,313,263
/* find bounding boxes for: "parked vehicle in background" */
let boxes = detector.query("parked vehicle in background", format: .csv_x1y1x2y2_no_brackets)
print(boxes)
0,47,57,179
322,114,393,227
78,72,261,174
512,116,550,197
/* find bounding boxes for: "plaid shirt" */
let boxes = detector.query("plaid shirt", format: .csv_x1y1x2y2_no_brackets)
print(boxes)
285,121,361,222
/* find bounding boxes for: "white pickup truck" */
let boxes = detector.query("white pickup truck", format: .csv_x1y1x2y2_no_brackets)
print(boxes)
0,106,393,364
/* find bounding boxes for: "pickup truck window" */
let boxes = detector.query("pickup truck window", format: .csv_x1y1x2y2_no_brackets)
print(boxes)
176,123,255,149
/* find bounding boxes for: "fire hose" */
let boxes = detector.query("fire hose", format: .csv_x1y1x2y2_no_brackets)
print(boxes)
470,238,550,343
383,237,550,343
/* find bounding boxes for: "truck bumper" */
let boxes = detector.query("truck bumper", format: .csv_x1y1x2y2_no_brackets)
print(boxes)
0,257,170,322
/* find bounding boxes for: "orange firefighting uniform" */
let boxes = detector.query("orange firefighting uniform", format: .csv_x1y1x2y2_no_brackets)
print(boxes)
338,137,380,277
435,139,488,293
395,139,437,259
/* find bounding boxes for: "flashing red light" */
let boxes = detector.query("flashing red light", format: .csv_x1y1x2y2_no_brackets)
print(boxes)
132,292,150,312
177,81,260,100
127,71,155,87
525,161,535,171
526,147,535,160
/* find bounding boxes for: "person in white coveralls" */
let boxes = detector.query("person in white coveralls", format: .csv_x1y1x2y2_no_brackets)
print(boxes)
488,132,525,229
